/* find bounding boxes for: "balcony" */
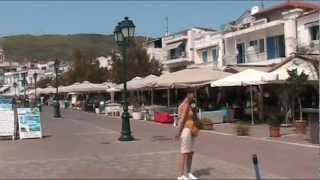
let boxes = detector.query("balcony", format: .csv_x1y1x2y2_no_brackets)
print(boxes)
163,34,188,44
224,52,285,66
162,56,190,69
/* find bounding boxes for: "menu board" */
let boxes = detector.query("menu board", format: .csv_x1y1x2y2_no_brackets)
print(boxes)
17,108,42,139
0,110,15,139
0,104,12,111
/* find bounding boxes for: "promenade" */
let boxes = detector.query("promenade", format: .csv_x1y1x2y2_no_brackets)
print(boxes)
0,107,318,179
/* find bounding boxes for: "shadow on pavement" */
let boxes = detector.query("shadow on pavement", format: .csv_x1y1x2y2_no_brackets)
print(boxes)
151,135,173,142
193,167,215,177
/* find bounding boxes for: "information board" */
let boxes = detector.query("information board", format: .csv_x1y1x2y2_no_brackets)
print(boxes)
17,108,42,139
0,110,15,139
0,103,12,111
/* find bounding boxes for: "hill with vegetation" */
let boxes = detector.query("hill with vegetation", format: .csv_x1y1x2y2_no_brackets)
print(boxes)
0,34,146,62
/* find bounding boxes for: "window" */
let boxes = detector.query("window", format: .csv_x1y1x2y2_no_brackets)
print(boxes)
249,39,264,53
202,51,208,63
309,25,319,41
212,47,219,64
259,39,265,53
249,40,258,47
237,43,246,63
169,49,176,59
267,35,285,60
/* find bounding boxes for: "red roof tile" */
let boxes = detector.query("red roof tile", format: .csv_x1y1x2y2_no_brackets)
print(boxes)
253,1,320,17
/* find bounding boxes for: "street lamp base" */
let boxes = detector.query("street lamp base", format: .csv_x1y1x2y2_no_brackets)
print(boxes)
54,113,61,118
53,102,62,118
118,134,134,141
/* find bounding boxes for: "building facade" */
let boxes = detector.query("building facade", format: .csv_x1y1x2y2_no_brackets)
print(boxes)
144,1,320,72
297,10,320,54
161,27,216,72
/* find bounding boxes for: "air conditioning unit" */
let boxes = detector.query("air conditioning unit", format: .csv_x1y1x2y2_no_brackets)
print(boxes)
251,18,267,26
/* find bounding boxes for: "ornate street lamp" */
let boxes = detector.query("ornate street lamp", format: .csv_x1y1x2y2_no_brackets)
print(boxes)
114,17,135,141
21,72,27,107
53,59,61,118
13,82,17,97
33,72,38,104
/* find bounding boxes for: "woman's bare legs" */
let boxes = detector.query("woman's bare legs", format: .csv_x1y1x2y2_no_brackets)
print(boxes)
178,153,188,176
186,152,193,174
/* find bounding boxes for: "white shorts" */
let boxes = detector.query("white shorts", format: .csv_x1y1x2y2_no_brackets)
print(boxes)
180,128,195,154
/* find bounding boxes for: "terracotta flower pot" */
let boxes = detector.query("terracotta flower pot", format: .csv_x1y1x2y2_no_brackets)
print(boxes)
295,120,306,134
269,126,280,137
132,112,144,120
201,123,214,130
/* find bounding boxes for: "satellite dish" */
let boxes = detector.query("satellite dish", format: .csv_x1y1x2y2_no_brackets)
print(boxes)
251,6,260,15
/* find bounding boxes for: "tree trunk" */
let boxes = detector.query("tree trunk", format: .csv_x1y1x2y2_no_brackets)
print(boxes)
258,85,264,122
297,97,303,120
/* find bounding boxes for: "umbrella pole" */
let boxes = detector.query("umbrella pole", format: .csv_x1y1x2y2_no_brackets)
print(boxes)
250,86,254,125
194,88,198,105
151,88,154,105
167,88,170,107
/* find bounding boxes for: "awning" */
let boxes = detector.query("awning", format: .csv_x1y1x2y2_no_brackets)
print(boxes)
156,68,232,88
165,41,184,50
211,69,277,87
0,86,10,93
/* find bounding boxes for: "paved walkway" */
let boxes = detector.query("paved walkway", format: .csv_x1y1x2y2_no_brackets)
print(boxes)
0,107,319,179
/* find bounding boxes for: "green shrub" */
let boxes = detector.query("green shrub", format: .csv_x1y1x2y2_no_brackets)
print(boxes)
267,115,282,127
234,122,250,136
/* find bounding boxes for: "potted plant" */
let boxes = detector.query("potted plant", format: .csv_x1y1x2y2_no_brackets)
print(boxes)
199,118,214,130
268,115,282,137
132,103,145,120
234,122,250,136
286,69,309,134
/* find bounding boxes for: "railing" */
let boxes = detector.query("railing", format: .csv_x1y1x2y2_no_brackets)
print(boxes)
224,52,267,65
167,55,187,61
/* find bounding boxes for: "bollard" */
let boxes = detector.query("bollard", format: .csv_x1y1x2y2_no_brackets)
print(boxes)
252,154,261,180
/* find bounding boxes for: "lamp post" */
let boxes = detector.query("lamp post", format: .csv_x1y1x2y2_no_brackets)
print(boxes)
114,17,135,141
33,72,38,108
21,72,27,107
53,59,61,118
13,82,17,97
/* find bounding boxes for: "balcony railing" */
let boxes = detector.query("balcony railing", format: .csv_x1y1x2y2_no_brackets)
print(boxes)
224,52,267,65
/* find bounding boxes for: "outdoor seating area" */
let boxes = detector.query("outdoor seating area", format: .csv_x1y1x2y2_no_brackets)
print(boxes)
17,55,319,145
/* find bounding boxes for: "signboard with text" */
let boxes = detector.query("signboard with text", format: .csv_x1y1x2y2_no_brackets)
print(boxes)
17,108,42,140
0,110,15,139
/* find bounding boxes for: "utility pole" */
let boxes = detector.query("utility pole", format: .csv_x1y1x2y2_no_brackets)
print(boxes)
260,0,264,9
165,16,169,36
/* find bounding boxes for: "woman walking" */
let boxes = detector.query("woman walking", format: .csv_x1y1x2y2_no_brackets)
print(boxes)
176,89,199,180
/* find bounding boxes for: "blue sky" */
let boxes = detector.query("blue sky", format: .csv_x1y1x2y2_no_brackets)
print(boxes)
0,1,302,38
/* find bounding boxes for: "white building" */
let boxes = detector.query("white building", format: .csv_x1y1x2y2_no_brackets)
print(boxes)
193,31,224,69
297,10,320,54
144,38,165,63
223,1,319,66
161,27,217,72
96,56,113,70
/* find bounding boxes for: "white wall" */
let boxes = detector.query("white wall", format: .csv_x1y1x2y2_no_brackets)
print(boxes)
297,11,320,47
194,32,224,68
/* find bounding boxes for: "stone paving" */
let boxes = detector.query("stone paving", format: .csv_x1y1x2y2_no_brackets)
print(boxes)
0,107,318,179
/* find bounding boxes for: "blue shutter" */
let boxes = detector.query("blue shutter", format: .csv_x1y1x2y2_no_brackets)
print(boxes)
267,37,275,60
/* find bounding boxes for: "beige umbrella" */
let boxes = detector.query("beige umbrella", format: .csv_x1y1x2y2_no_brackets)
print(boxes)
156,68,231,88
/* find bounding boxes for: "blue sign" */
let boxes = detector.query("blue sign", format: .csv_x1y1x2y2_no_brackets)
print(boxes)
17,108,42,139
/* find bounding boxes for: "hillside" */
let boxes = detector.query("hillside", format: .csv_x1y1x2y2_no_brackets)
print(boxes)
0,34,146,62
